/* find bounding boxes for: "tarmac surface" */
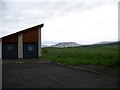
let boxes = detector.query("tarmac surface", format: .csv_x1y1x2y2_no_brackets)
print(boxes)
2,59,118,88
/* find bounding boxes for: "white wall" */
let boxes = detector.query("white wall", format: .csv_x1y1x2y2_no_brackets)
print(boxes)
18,34,23,58
38,28,41,57
0,38,1,90
0,38,2,59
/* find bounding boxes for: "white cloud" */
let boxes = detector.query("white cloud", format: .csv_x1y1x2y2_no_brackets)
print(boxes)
42,3,118,44
0,0,118,45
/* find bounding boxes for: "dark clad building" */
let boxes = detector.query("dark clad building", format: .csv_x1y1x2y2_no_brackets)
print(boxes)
0,24,44,59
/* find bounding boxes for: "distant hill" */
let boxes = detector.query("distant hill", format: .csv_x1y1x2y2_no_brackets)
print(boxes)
41,45,49,48
92,41,119,46
93,41,118,45
51,42,82,48
42,41,119,48
79,41,119,47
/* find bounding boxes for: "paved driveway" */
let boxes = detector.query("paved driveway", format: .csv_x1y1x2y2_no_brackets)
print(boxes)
2,60,118,88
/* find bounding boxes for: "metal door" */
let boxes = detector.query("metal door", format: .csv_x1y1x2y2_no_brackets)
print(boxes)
23,43,38,58
2,43,18,59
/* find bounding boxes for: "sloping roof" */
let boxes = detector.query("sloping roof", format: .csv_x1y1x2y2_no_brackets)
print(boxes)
1,23,44,38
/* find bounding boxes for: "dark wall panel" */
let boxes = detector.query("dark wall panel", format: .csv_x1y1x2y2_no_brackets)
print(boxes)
23,43,38,58
2,43,18,59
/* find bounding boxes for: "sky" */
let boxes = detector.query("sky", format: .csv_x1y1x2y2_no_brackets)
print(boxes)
0,0,119,45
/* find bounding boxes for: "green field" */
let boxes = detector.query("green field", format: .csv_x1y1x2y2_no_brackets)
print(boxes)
41,44,119,67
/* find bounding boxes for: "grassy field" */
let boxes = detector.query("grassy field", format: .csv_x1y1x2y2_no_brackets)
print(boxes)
41,44,119,67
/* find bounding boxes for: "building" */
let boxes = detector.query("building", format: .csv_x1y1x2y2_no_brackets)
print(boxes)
0,24,44,59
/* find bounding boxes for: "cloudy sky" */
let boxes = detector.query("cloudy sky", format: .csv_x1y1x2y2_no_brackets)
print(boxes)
0,0,119,45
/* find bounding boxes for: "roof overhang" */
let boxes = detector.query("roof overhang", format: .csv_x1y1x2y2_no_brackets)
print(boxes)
1,23,44,38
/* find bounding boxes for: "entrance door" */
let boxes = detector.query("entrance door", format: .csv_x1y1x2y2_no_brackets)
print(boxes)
23,43,38,58
2,43,18,59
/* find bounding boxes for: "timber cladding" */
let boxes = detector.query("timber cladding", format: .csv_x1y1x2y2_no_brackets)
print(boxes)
2,28,39,43
23,28,38,43
2,34,18,43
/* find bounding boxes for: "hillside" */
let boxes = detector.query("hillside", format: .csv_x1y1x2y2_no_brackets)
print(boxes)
78,41,119,47
93,41,119,45
51,42,81,48
42,45,49,48
42,41,119,48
